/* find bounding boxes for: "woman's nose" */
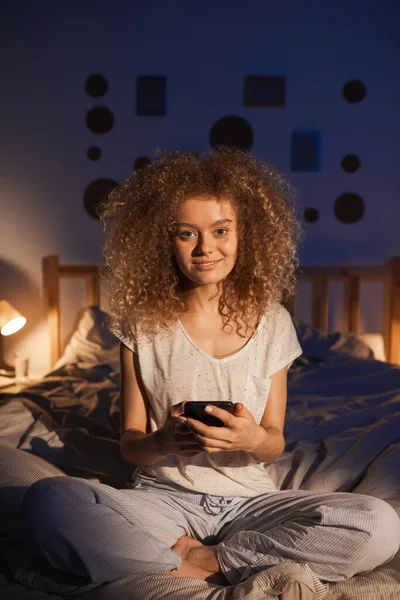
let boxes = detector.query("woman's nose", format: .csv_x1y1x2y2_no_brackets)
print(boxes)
195,234,214,254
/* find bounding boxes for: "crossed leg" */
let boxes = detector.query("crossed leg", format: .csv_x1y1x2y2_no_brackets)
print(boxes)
215,490,400,584
172,490,400,586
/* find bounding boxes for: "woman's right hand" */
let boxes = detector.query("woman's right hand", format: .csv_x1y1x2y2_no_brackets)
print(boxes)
158,401,203,458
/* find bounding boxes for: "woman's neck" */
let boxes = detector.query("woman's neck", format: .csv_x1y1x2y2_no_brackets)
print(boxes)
182,282,222,316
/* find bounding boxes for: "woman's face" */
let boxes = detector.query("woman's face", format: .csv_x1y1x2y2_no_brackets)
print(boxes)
171,196,238,289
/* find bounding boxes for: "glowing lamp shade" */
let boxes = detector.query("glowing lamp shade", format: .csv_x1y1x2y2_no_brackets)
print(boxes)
2,317,26,335
0,300,27,377
0,300,26,336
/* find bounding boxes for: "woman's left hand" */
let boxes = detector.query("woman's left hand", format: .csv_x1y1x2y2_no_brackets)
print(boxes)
183,403,265,454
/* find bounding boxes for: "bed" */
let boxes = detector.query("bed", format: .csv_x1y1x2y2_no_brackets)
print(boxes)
1,254,400,599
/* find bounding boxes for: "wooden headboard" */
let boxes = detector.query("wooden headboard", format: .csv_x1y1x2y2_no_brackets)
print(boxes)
43,254,400,367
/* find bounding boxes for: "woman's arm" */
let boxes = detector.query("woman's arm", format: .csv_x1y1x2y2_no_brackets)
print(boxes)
119,342,168,465
249,365,287,462
119,343,202,465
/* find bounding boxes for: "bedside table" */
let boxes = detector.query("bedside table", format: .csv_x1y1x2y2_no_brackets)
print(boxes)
0,375,42,395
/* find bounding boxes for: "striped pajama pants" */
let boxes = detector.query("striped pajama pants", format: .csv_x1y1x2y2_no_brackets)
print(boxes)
21,474,400,585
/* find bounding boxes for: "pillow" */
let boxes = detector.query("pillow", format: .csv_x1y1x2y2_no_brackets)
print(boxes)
53,306,119,371
0,444,99,596
0,444,65,535
294,320,375,362
355,333,387,362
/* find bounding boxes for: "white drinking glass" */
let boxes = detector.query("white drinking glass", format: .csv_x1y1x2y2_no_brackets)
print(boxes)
14,355,29,382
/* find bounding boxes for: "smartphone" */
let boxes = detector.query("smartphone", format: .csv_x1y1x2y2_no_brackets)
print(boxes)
184,401,234,427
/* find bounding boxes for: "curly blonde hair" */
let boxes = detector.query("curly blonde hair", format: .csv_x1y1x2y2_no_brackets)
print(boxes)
100,146,304,342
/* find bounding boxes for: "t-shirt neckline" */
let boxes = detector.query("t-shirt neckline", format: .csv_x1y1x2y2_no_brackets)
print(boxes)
177,315,263,364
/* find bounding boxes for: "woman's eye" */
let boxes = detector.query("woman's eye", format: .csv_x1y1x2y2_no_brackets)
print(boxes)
178,229,228,239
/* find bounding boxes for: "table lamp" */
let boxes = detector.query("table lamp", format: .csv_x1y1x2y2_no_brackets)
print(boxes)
0,299,26,377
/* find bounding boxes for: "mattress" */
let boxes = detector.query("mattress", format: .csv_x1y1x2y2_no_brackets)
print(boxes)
0,317,399,599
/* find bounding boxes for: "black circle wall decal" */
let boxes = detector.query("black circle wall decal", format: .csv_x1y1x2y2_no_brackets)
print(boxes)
334,193,365,224
85,74,109,98
84,178,119,220
86,107,114,134
341,154,360,173
343,80,366,103
87,146,102,161
304,208,319,223
134,156,151,170
209,116,253,150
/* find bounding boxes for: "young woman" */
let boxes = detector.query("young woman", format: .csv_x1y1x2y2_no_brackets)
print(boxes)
22,148,400,588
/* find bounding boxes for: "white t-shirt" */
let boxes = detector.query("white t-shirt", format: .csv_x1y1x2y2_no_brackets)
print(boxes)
117,302,303,497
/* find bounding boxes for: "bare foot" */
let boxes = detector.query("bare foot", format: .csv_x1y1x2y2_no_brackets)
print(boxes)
171,535,204,560
165,559,228,585
168,536,228,585
187,544,221,574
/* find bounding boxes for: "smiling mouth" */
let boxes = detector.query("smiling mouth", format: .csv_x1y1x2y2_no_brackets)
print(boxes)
192,260,221,266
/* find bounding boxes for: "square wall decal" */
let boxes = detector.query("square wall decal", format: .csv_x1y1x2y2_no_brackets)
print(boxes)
243,76,286,107
291,132,321,172
137,76,166,116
